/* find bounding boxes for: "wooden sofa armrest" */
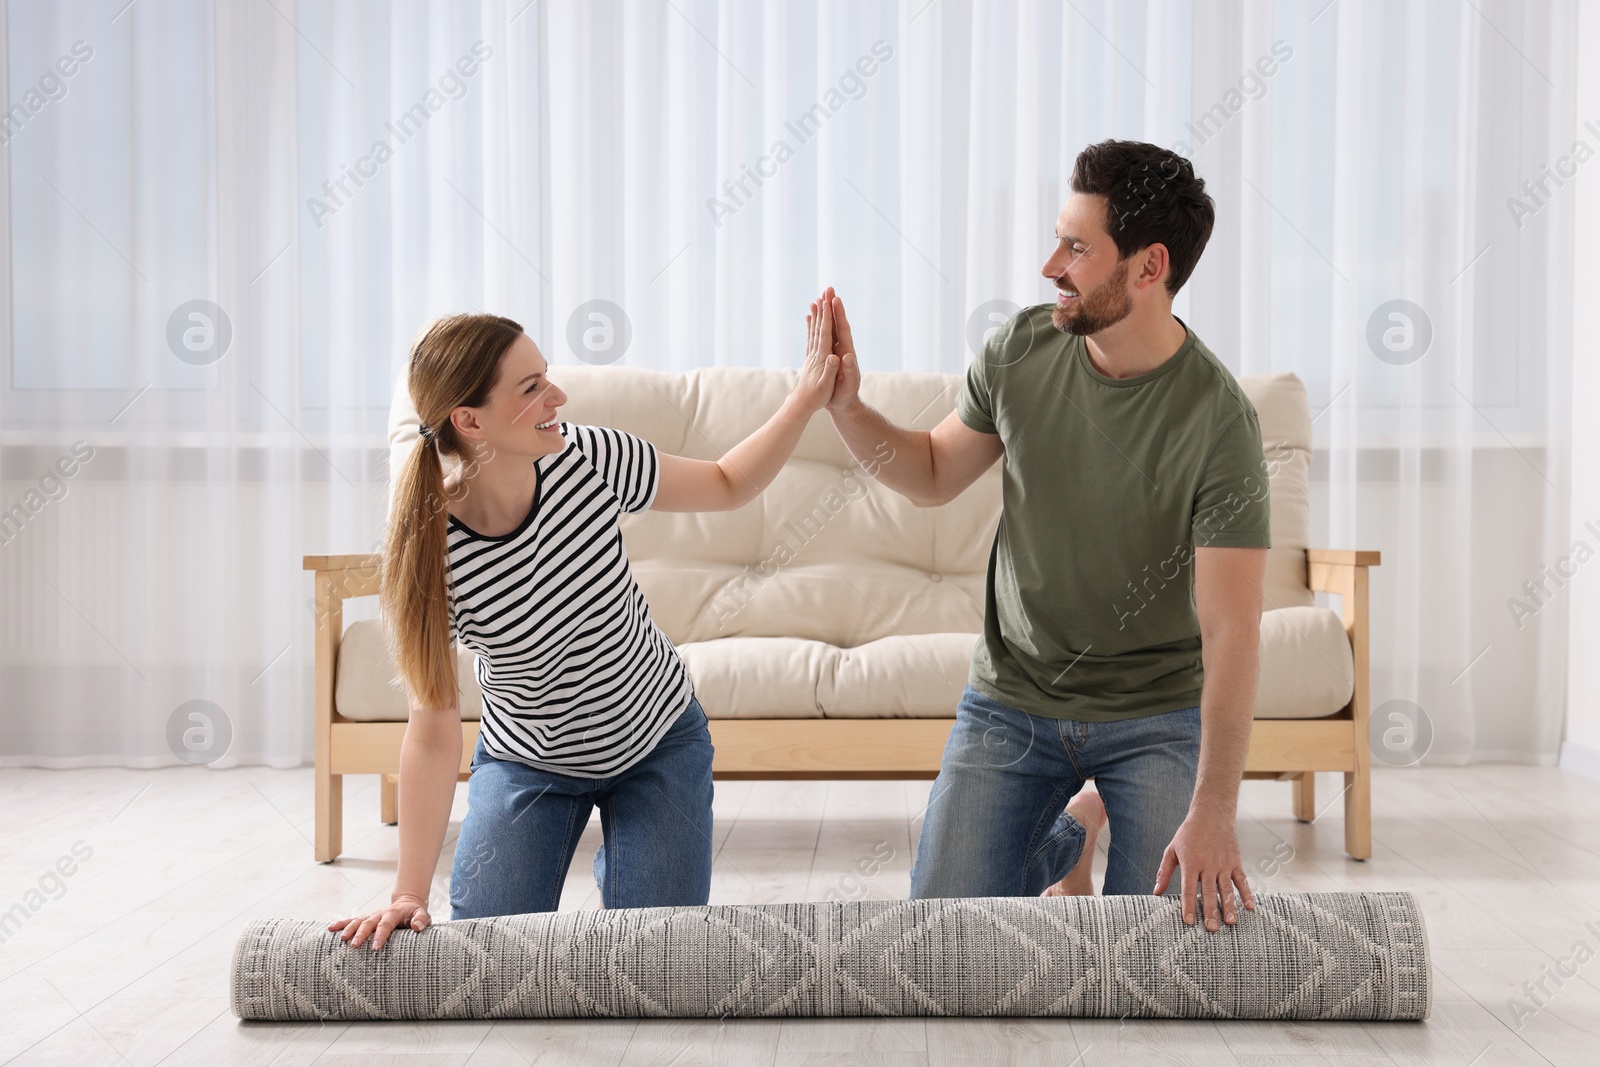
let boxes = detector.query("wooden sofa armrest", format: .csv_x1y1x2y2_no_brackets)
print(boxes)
1306,548,1379,628
1306,549,1381,568
1303,546,1379,858
304,551,381,862
302,552,382,708
1305,545,1379,685
303,552,383,577
302,553,382,612
302,552,382,710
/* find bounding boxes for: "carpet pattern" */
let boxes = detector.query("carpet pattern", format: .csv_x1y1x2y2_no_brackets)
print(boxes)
231,892,1430,1021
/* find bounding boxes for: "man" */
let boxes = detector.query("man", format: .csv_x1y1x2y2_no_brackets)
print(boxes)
822,140,1269,932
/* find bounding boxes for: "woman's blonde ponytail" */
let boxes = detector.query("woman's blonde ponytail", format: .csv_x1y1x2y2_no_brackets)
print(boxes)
379,314,523,713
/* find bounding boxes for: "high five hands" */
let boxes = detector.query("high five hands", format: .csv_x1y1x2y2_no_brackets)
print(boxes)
793,286,862,415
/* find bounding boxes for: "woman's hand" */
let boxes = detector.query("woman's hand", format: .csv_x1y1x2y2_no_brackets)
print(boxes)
790,286,842,414
651,286,844,512
326,892,432,951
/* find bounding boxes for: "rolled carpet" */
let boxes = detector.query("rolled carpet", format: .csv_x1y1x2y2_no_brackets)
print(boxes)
231,891,1429,1022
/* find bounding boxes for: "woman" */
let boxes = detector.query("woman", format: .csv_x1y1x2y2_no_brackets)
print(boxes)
329,292,841,951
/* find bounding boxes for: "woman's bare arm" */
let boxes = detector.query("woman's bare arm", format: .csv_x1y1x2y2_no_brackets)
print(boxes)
651,288,841,512
327,699,461,950
392,705,462,903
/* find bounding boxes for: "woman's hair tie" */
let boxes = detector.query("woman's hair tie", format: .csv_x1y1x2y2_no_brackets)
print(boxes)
417,423,435,442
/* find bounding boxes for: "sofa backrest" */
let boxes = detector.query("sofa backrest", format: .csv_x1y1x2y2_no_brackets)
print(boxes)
387,364,1313,647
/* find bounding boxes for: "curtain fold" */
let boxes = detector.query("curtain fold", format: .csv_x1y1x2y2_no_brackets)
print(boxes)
0,0,1574,768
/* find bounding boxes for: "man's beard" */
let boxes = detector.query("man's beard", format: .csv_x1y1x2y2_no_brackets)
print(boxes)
1051,258,1133,335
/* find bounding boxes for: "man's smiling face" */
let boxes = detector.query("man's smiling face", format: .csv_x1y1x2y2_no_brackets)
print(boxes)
1042,192,1135,336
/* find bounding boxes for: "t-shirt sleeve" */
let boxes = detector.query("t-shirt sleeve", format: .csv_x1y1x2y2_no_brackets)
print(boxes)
956,345,998,435
570,423,661,513
1190,404,1273,549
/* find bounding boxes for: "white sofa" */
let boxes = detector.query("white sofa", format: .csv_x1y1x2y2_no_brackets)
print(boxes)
303,364,1378,863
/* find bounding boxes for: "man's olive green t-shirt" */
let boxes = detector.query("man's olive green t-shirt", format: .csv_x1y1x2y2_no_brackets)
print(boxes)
956,305,1271,722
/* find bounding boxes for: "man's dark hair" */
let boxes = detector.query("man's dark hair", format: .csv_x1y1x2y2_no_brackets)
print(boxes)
1069,140,1214,296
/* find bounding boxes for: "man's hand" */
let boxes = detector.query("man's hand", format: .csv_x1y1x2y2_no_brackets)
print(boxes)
1152,808,1256,930
825,291,862,414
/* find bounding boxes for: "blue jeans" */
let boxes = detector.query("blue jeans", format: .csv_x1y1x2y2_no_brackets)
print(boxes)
910,684,1201,899
449,696,715,919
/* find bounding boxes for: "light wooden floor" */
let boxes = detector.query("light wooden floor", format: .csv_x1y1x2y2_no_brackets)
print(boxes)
1,763,1596,1066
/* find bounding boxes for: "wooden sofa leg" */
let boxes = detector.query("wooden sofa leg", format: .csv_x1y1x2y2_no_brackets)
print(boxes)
1293,772,1315,823
316,769,343,863
382,773,399,825
1344,768,1371,860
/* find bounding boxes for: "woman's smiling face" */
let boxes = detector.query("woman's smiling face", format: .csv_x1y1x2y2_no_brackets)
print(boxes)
452,333,569,460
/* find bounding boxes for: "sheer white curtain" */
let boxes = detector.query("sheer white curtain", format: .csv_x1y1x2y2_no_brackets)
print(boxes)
0,0,1573,768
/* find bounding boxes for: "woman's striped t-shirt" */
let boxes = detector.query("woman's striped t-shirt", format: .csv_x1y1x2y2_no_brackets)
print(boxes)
445,422,695,778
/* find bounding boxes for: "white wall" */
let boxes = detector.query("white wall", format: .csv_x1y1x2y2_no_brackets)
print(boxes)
1306,447,1558,764
1559,0,1600,776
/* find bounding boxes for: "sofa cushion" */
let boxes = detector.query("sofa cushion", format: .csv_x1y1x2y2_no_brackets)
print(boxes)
335,619,484,722
1253,605,1355,719
333,605,1353,724
1245,373,1314,613
813,632,992,717
632,561,986,650
675,637,831,718
674,632,979,719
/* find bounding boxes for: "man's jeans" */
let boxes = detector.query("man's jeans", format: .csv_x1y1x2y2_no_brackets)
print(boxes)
910,684,1201,899
449,697,715,919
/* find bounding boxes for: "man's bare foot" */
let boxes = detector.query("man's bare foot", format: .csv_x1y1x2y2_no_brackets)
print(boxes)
1043,785,1107,897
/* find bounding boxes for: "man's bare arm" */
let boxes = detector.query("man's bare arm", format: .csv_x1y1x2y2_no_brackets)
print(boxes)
1190,546,1268,813
1153,545,1267,930
828,403,1002,508
823,293,1003,507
